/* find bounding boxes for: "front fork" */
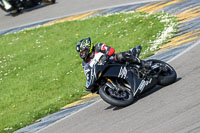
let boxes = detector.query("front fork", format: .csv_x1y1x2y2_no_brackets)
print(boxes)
106,78,119,91
105,78,128,99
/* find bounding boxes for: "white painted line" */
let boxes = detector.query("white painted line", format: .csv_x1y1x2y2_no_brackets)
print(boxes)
167,39,200,63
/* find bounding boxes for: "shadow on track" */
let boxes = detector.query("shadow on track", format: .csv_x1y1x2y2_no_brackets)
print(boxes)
104,77,182,111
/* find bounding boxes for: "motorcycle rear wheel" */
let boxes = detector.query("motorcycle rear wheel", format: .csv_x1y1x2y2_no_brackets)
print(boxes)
99,84,134,107
147,59,177,86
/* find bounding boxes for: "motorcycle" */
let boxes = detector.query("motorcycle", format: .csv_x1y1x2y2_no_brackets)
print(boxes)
0,0,55,14
84,46,177,107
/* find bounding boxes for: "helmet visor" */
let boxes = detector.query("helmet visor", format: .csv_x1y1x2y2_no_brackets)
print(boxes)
80,46,89,59
80,43,86,52
80,50,87,57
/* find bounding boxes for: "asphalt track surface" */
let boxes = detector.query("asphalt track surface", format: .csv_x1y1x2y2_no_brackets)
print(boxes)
38,40,200,133
0,0,158,32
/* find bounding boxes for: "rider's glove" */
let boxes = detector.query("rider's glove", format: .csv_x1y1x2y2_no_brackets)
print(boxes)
85,85,95,93
85,86,92,92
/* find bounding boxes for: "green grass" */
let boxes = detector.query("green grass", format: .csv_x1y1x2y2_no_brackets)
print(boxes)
0,12,177,133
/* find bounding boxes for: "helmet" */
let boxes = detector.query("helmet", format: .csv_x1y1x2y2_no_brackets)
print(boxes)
76,37,93,60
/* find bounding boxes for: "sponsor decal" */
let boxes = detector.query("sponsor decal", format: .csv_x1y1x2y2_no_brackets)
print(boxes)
134,78,152,95
118,67,127,79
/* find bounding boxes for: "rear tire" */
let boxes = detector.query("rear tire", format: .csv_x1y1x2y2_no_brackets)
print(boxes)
99,85,134,107
147,59,177,86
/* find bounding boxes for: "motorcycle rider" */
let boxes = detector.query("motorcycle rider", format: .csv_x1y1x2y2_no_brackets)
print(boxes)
76,37,150,92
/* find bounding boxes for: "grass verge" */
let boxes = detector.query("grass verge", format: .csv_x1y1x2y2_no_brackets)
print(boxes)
0,12,177,132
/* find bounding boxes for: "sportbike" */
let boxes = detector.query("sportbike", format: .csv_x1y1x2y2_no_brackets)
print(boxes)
84,46,177,107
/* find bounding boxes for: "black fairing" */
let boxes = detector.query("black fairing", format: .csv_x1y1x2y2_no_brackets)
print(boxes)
94,60,159,96
95,62,142,94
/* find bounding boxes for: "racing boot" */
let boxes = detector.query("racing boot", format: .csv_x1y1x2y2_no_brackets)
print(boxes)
128,45,142,58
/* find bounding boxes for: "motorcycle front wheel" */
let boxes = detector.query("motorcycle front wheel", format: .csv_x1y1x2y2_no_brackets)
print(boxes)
99,84,134,107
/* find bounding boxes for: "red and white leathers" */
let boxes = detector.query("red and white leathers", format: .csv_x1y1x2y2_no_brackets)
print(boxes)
82,43,115,67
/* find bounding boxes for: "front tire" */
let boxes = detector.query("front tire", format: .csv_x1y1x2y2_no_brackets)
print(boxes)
99,85,134,107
